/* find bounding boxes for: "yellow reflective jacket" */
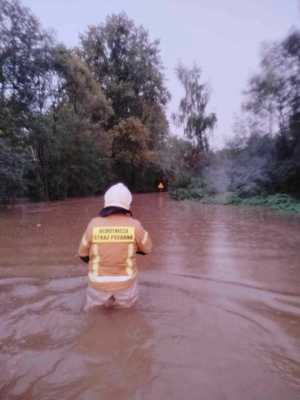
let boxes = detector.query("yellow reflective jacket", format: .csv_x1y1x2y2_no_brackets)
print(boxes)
78,214,152,292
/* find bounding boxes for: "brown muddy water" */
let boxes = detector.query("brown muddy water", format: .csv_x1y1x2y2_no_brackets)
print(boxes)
0,193,300,400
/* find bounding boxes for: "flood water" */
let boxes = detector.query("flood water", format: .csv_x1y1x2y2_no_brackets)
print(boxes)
0,193,300,399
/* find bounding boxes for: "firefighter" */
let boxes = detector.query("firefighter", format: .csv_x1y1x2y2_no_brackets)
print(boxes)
78,182,152,309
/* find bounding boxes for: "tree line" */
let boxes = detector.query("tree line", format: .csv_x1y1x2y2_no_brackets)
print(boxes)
0,0,174,203
1,0,299,206
234,30,300,198
170,30,300,204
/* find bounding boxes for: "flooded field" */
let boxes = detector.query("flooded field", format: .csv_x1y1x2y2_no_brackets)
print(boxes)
0,193,300,399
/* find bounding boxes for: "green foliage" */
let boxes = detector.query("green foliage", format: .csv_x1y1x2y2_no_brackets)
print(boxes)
25,107,113,201
0,0,57,201
0,0,55,123
169,176,206,200
79,13,170,128
2,1,300,210
169,173,192,190
160,136,201,181
170,182,300,214
0,137,29,203
141,104,169,150
0,2,171,203
239,29,300,198
183,28,300,206
229,194,300,214
110,117,156,190
54,47,113,125
170,187,213,201
169,188,190,201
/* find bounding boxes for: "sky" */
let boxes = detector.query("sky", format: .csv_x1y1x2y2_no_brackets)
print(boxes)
23,0,300,148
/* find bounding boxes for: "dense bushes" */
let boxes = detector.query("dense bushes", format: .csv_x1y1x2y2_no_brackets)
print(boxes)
0,138,29,204
230,194,300,214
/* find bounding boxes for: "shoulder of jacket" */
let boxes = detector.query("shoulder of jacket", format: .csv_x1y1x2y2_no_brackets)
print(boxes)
129,217,143,228
89,216,104,226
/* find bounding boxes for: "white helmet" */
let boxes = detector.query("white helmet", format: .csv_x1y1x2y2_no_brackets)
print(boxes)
104,183,132,210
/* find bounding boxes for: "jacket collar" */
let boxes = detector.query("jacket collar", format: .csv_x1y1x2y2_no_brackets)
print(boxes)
99,206,132,218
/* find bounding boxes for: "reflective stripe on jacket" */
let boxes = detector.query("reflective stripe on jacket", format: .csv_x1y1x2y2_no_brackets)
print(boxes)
78,214,152,292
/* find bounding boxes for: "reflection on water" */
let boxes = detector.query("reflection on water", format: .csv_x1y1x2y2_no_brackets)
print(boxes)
0,194,299,399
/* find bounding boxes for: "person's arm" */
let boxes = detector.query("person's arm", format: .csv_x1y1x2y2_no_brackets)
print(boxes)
78,223,92,263
136,222,152,255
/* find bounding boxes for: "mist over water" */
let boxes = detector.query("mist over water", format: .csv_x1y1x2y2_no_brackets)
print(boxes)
0,194,300,399
203,133,276,197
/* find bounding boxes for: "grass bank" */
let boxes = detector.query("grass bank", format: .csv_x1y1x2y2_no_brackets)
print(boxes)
170,189,300,214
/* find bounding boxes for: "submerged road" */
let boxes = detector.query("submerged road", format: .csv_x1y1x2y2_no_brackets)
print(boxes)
0,193,300,399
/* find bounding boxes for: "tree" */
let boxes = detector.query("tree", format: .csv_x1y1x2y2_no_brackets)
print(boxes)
161,135,197,179
0,137,29,203
39,48,114,200
53,47,113,126
0,0,55,136
173,64,217,154
241,29,300,197
110,117,155,189
0,2,172,202
45,106,113,199
243,30,300,137
243,46,287,136
0,0,56,201
79,13,170,138
79,13,170,190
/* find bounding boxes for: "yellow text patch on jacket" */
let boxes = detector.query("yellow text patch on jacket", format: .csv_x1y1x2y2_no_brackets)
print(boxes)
92,226,135,243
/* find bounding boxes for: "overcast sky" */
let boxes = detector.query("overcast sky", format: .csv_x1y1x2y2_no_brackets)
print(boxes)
23,0,300,148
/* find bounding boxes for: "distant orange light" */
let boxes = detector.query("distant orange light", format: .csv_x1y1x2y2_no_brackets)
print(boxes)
158,182,164,191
